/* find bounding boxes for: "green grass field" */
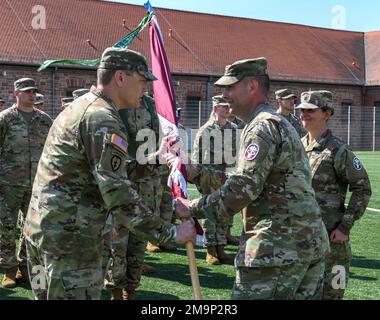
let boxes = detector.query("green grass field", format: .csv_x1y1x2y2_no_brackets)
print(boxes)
0,152,379,300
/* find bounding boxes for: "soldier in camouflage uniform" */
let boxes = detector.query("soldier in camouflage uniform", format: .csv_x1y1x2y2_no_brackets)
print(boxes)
0,78,52,288
275,88,307,138
34,93,46,111
296,90,372,300
104,94,174,300
174,58,330,300
72,88,90,100
226,113,245,246
23,48,195,300
0,97,5,111
229,113,245,129
191,95,237,265
60,97,74,112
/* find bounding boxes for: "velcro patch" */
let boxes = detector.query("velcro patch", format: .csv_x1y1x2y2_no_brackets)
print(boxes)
111,134,128,153
353,157,362,171
244,143,260,161
111,155,122,171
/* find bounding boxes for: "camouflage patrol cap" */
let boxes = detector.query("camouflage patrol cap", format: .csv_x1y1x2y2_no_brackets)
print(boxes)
295,91,334,111
14,78,38,91
34,93,44,105
212,95,229,106
215,57,268,86
99,47,157,81
275,89,297,100
72,88,90,100
61,97,74,104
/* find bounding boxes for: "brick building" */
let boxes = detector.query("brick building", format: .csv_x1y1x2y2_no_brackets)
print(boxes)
1,0,379,149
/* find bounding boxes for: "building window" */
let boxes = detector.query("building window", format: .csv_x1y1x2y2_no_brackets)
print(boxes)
186,95,201,128
341,102,351,125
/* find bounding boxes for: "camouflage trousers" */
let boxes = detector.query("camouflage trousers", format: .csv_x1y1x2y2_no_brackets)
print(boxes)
323,241,352,300
202,217,230,247
103,227,146,291
232,257,325,300
0,184,31,269
26,240,104,300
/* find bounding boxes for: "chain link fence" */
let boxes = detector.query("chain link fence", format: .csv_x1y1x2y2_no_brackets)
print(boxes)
177,100,380,152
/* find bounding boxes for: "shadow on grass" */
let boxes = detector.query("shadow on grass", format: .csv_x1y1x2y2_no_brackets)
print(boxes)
135,290,179,300
142,258,234,291
349,273,378,281
157,245,238,261
0,287,27,300
351,256,380,270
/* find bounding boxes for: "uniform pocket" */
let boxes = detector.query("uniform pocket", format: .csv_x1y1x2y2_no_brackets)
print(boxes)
61,267,103,300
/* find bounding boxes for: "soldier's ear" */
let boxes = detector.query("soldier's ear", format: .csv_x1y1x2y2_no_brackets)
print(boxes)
14,90,19,97
114,70,125,88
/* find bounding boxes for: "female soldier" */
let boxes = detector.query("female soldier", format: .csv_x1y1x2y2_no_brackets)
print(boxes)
191,95,238,265
296,90,372,300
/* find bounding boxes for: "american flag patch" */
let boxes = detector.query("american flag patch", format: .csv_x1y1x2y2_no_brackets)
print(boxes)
111,134,128,153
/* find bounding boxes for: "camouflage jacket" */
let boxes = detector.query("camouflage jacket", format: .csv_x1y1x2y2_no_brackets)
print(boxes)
302,130,372,234
190,104,329,267
278,112,307,138
119,94,170,215
190,120,238,194
23,86,174,255
230,115,245,129
0,105,52,186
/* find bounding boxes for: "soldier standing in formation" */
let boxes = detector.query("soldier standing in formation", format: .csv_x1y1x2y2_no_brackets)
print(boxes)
191,95,237,265
296,90,372,300
34,93,46,111
174,58,330,300
23,47,195,300
275,88,307,138
104,93,175,300
0,97,5,111
0,78,52,288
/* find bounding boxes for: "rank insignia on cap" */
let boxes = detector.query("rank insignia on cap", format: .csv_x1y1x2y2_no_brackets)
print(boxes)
244,143,260,161
353,157,362,171
111,134,128,153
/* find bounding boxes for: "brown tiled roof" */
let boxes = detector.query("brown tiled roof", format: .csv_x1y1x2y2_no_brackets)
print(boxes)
0,0,374,85
365,31,380,86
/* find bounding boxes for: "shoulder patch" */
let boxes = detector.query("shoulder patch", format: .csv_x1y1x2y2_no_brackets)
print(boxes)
353,157,362,171
111,134,128,153
244,143,260,161
111,155,122,171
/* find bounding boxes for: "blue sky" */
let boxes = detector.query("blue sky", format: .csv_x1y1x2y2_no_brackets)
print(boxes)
107,0,380,32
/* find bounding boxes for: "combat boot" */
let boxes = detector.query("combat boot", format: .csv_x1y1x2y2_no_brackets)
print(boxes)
1,267,18,288
216,245,235,265
15,266,29,283
122,288,135,300
146,242,162,253
142,263,156,274
206,246,220,265
226,227,240,245
111,289,123,300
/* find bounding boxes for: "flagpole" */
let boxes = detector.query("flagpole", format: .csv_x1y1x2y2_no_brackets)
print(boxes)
146,1,202,299
184,234,202,300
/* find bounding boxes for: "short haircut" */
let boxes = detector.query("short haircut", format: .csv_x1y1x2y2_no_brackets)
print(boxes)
245,75,270,95
97,68,135,86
